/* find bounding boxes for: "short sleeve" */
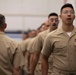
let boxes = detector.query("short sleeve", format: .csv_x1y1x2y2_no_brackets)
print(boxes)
32,34,42,53
13,47,25,68
41,35,52,57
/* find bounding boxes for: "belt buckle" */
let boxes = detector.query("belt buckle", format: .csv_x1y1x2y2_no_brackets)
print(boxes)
69,73,74,75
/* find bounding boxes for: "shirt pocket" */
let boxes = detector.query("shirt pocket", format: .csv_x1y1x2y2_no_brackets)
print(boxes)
54,41,67,55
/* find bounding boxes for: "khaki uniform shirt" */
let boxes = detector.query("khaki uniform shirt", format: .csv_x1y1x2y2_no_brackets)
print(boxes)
41,26,76,72
0,31,24,75
19,38,32,52
19,38,32,72
32,29,53,73
32,29,50,53
27,37,36,53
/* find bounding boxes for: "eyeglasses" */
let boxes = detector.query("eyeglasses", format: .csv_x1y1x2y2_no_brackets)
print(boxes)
49,18,58,22
62,11,75,14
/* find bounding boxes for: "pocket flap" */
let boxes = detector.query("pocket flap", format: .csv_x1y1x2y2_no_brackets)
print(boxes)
55,42,66,48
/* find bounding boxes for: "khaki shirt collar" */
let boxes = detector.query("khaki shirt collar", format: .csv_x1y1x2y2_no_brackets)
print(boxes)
56,26,65,35
0,31,5,34
56,26,76,35
47,28,50,33
71,27,76,36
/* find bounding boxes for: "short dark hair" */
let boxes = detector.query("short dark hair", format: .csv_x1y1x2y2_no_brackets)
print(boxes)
23,31,28,35
60,3,74,13
37,23,45,30
0,14,5,26
48,12,58,18
41,23,45,26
